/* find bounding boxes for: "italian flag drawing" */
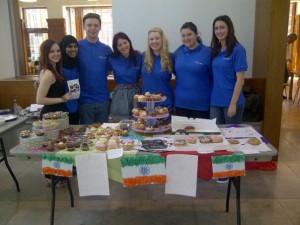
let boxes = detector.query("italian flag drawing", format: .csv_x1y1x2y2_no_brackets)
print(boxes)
42,154,73,177
120,154,166,187
212,154,245,179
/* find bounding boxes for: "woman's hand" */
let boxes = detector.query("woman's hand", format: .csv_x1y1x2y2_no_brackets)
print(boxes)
34,80,40,89
61,92,72,102
227,104,236,118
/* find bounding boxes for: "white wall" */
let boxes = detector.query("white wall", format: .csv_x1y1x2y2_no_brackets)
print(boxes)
113,0,256,76
0,0,15,79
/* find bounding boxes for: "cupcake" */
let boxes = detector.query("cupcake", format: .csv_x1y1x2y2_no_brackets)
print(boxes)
81,142,89,151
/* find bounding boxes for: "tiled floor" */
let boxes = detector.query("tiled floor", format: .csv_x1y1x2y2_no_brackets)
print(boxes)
1,98,300,225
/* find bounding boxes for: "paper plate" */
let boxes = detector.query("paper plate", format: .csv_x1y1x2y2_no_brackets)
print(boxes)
3,114,18,122
0,109,11,115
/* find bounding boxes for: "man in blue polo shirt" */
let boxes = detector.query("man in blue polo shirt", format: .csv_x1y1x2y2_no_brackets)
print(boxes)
77,13,112,124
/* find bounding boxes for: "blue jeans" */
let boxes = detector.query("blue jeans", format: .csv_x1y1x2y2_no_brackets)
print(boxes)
210,104,245,124
79,101,110,125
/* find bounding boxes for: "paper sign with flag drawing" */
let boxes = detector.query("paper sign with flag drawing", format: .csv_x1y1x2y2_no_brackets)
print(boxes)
120,154,166,187
42,154,73,177
212,154,245,179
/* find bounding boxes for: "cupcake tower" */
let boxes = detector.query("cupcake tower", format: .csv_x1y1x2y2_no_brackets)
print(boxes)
132,92,171,133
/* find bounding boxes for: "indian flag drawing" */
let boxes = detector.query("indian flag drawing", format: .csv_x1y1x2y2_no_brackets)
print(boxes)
120,154,166,187
212,154,245,179
42,154,73,177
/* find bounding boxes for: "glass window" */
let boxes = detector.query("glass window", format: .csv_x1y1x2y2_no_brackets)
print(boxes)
22,8,48,74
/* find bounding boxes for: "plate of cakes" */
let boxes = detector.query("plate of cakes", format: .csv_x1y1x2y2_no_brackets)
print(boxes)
172,134,229,151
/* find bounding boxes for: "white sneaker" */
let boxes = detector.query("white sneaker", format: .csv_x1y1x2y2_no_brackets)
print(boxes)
216,178,229,184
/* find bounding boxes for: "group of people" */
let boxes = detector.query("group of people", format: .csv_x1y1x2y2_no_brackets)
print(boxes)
36,13,248,127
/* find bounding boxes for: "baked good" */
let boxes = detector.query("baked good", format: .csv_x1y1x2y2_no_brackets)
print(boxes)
149,110,157,117
186,136,197,144
121,129,129,136
95,142,107,151
86,132,95,139
74,139,82,148
139,110,147,117
174,139,187,146
211,136,223,143
47,142,55,152
89,126,97,133
137,95,145,102
19,130,45,150
132,108,140,116
107,140,119,149
153,94,161,101
145,126,154,131
81,142,89,151
20,130,30,138
144,92,151,97
174,129,187,135
67,145,75,152
248,137,261,145
32,120,43,130
57,142,65,150
121,139,134,150
34,130,45,136
138,124,145,130
199,136,212,144
185,126,195,132
228,139,240,144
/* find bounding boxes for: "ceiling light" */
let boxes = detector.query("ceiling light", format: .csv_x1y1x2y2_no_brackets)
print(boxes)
19,0,37,2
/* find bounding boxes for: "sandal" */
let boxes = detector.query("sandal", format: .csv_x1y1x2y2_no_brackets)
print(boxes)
56,179,67,188
45,178,52,187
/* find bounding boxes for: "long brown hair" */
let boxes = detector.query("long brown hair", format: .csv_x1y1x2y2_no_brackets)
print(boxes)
211,15,239,58
39,39,64,83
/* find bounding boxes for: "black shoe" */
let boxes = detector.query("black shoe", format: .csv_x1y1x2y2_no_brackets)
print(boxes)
283,96,287,99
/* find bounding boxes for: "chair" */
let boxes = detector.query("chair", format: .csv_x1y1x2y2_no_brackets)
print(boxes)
293,77,300,106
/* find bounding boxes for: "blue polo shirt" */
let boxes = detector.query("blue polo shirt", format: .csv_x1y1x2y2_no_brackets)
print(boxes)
211,43,248,107
141,53,174,107
62,66,79,113
77,39,112,104
173,43,212,111
108,53,142,84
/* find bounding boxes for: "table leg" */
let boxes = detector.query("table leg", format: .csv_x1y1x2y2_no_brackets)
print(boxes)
50,175,56,225
225,177,241,225
0,138,20,192
50,176,74,225
289,73,294,100
66,178,74,207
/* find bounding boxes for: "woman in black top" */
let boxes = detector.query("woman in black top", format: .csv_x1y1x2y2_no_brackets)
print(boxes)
36,39,72,187
36,39,72,118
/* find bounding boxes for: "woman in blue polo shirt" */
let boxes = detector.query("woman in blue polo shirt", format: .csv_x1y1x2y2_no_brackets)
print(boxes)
210,15,248,124
108,32,142,121
60,35,80,125
141,27,174,114
173,22,212,119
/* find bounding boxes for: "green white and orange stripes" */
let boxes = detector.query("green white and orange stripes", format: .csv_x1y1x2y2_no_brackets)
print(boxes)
120,154,166,187
42,154,73,177
212,154,245,179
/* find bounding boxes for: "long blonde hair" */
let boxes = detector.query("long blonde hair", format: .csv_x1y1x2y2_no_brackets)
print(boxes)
144,27,173,74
